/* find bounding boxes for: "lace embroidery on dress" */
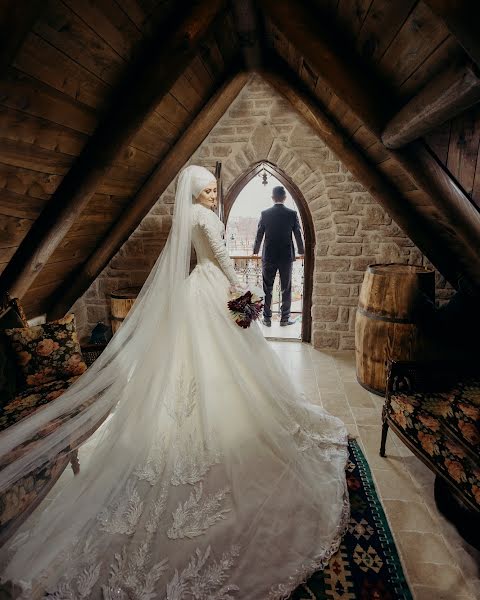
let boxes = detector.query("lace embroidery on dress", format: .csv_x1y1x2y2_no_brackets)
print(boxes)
171,431,222,486
134,435,168,486
97,479,144,536
165,545,240,600
45,536,101,599
165,373,198,428
167,483,231,539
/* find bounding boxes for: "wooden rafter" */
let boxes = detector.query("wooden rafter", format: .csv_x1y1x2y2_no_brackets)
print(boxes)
0,0,227,301
0,0,43,75
382,61,480,149
231,0,263,70
262,0,480,292
262,60,461,287
48,70,248,320
424,0,480,71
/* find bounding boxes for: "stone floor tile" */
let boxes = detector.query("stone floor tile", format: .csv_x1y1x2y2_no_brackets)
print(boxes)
411,584,474,600
372,467,423,502
343,381,376,408
384,501,440,533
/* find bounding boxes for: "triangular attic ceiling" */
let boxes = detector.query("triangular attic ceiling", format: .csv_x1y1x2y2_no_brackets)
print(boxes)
0,0,479,319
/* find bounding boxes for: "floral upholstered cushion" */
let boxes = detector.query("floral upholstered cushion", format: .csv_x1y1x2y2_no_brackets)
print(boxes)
4,314,87,388
388,390,480,508
444,379,480,451
0,377,79,431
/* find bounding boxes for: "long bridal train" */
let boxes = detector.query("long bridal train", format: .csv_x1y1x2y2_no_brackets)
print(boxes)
0,166,349,599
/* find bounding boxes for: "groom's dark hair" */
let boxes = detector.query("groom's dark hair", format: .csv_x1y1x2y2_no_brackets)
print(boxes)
272,185,286,202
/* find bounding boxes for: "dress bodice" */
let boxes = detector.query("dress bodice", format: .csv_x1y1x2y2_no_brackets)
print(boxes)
191,203,239,285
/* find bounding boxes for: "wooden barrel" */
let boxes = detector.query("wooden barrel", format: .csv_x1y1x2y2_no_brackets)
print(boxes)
355,263,435,396
110,287,141,334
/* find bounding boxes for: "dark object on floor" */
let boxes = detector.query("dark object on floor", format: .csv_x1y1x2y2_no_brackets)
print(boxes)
434,475,480,550
280,319,296,326
291,440,413,599
89,321,111,345
262,317,271,327
81,343,108,367
381,359,479,513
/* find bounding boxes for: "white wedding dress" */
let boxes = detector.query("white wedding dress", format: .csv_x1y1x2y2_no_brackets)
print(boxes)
0,167,349,599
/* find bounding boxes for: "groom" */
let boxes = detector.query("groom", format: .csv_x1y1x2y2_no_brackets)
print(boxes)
253,185,305,327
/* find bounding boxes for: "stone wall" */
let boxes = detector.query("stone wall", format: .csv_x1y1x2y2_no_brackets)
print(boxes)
72,74,452,348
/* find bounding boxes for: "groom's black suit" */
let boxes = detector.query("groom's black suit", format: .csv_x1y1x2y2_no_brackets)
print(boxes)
253,204,305,322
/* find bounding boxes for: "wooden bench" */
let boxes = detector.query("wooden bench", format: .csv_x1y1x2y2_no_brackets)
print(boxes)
380,360,479,513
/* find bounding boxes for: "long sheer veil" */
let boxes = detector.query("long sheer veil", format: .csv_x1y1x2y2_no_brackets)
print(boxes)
0,165,217,581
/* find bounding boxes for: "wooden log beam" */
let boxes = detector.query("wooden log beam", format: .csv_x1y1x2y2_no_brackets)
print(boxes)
231,0,263,70
262,0,480,291
382,61,480,149
424,0,480,70
48,71,248,320
0,0,43,75
0,0,226,300
261,63,462,288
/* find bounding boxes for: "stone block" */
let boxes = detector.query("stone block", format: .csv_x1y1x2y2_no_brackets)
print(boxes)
315,257,350,271
327,323,349,331
339,335,355,350
351,257,377,271
336,223,357,236
330,198,350,211
314,273,331,283
314,284,350,297
312,331,340,350
312,306,338,321
320,161,340,173
212,145,232,157
325,174,346,185
339,306,350,322
330,244,361,256
87,304,109,324
315,243,329,256
334,273,364,284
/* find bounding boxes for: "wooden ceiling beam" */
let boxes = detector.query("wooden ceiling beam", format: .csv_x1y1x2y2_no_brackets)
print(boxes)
0,0,43,75
0,0,226,301
262,0,480,292
262,61,461,287
231,0,263,70
382,61,480,149
48,70,248,320
424,0,480,71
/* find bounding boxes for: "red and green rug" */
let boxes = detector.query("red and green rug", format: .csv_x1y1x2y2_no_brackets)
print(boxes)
291,440,413,599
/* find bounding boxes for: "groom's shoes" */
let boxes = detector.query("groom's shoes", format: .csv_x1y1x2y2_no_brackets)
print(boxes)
262,317,272,327
280,319,296,327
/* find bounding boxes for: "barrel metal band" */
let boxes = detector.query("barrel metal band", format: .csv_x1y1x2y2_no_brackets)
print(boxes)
110,315,125,321
356,306,414,324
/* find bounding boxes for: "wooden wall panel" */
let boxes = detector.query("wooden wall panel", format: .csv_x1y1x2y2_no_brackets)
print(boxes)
378,1,450,88
424,104,480,208
356,0,418,63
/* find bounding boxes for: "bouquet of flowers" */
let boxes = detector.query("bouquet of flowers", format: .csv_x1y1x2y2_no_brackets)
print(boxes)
227,286,264,329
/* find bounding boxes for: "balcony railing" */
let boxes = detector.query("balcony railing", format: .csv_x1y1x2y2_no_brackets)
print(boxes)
230,255,304,314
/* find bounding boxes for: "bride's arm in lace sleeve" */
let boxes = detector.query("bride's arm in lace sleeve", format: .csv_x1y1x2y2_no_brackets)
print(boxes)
198,213,240,287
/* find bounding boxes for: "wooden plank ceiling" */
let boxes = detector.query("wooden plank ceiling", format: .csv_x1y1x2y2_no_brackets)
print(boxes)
0,0,479,319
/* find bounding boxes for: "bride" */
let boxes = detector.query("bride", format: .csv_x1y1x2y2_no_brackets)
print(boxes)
0,165,349,599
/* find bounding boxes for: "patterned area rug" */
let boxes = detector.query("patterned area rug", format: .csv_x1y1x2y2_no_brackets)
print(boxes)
291,440,413,600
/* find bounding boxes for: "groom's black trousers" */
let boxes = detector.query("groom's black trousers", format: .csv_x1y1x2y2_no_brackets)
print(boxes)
262,259,292,322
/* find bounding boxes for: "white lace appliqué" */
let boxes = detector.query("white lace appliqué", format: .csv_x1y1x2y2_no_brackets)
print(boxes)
166,545,240,600
171,431,222,486
167,483,231,539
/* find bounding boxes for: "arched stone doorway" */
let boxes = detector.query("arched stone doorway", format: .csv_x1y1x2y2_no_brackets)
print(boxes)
224,161,315,343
